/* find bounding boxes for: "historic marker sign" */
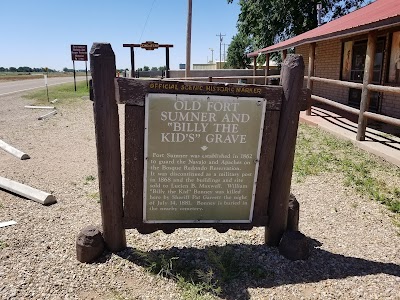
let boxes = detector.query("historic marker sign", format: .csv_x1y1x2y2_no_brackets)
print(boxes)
87,43,305,253
71,45,88,61
144,93,266,223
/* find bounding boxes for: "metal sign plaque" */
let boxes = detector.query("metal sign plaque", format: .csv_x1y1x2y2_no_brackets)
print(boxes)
71,44,88,61
143,93,266,223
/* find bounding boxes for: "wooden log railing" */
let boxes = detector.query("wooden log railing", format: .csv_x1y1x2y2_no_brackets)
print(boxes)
168,75,280,82
307,76,400,128
168,72,400,129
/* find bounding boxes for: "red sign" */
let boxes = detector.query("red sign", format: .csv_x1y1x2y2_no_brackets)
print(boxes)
71,45,88,61
140,41,159,50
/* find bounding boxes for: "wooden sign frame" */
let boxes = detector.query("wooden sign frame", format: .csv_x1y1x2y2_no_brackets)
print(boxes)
89,43,305,252
123,42,173,78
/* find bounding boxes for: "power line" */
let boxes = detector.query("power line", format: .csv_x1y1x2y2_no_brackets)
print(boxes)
138,0,157,42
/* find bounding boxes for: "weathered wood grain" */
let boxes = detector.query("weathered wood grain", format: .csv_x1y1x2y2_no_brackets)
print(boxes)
90,43,126,251
266,55,304,246
115,78,282,111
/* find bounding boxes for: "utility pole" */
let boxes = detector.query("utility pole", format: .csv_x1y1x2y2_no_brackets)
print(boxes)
216,33,226,68
223,43,229,61
185,0,192,78
209,48,214,63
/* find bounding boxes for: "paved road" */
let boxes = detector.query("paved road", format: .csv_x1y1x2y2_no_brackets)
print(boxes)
0,76,89,97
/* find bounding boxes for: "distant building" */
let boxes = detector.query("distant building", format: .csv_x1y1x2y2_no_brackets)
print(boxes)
179,64,186,70
193,61,226,70
193,63,217,70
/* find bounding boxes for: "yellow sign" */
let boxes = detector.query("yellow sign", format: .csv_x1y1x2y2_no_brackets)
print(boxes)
140,41,159,50
143,94,266,223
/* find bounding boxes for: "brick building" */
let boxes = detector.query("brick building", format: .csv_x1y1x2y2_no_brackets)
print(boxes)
248,0,400,139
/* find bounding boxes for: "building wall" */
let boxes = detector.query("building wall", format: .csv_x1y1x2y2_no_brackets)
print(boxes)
295,38,400,119
296,39,349,105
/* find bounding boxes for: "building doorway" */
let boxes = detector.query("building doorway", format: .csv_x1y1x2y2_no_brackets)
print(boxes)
348,38,385,112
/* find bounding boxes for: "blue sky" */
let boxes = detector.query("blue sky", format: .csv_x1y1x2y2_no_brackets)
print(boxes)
1,0,241,71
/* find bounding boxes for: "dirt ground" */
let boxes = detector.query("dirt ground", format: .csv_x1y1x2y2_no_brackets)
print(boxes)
0,92,399,300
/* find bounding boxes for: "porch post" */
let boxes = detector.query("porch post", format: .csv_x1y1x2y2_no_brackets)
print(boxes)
306,43,316,115
265,53,270,85
356,31,377,141
253,56,257,84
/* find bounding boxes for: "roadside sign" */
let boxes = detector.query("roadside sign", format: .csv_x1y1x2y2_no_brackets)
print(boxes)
71,45,88,61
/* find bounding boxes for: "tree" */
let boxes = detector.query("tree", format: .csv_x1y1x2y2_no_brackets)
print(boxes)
17,66,32,73
225,32,255,69
143,66,150,71
151,67,158,71
158,66,166,71
228,0,372,50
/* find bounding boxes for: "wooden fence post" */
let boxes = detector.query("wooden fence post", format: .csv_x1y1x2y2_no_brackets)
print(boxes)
90,43,126,252
253,56,257,84
357,31,377,141
266,54,304,246
306,43,316,115
264,53,270,85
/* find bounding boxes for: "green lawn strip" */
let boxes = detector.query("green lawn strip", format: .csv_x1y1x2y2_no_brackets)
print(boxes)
294,124,400,215
23,80,89,106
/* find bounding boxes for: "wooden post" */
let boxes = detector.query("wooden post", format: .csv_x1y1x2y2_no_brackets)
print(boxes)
90,43,126,252
264,53,270,85
166,47,170,78
306,43,316,115
253,56,257,84
130,47,135,78
357,31,377,141
266,55,304,246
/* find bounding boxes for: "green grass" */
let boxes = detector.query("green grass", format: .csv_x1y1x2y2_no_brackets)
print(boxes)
132,246,273,300
132,250,221,299
87,191,100,203
294,124,400,215
85,175,96,182
23,80,89,105
0,241,8,250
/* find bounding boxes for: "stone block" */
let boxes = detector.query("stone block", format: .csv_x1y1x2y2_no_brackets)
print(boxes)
279,230,310,261
76,225,105,263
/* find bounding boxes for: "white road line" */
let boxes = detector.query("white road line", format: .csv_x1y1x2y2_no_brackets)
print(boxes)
0,79,85,97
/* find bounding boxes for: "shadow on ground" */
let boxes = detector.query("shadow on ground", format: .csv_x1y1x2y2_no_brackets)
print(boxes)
97,236,400,300
312,106,400,151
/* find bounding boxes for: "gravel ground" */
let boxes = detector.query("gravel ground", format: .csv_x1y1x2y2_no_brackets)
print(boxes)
0,93,399,300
